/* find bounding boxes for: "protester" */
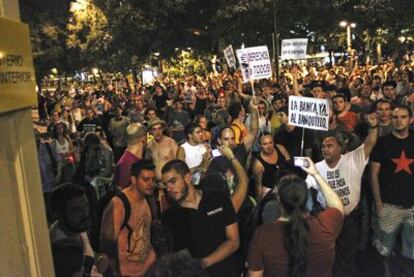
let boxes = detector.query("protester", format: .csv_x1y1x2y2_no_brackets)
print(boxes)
161,159,240,277
177,122,211,185
33,53,414,276
146,119,178,181
49,183,108,276
114,123,148,188
248,158,344,277
100,160,157,276
252,131,291,200
108,105,130,162
306,113,378,277
370,106,414,277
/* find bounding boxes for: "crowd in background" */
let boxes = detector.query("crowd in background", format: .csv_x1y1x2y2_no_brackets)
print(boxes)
34,54,414,277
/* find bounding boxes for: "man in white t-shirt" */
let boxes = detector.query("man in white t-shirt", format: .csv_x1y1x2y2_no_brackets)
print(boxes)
306,113,378,277
177,122,211,185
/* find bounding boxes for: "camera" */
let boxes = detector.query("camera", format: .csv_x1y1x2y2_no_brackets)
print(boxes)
294,157,309,168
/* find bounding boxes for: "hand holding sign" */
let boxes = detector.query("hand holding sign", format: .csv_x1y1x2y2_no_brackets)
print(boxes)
236,46,272,83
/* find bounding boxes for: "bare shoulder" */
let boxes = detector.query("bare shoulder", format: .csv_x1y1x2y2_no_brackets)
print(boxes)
110,195,125,211
253,158,264,172
165,136,178,146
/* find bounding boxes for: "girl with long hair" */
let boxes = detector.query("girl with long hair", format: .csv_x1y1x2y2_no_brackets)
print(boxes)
52,122,75,184
248,157,344,277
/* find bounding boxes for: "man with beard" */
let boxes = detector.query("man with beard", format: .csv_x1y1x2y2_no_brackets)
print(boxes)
100,160,157,276
49,183,108,276
161,155,240,277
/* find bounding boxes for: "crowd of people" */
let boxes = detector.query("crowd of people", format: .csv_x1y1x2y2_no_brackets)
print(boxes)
34,55,414,277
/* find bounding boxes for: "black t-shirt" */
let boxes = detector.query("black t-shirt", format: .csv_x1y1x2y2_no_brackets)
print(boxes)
370,132,414,207
153,93,168,112
194,97,207,115
274,126,313,157
77,117,102,133
162,191,239,277
207,144,248,176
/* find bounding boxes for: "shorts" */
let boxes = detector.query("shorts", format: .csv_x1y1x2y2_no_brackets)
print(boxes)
373,203,414,259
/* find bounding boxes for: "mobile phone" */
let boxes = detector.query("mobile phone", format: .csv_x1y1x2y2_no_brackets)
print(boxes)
294,157,309,168
212,149,221,157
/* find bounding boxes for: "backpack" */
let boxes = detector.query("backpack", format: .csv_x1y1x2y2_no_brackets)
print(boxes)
94,189,172,257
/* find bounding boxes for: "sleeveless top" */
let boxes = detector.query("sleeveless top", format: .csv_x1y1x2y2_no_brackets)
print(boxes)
54,138,70,156
181,142,206,168
181,142,207,185
256,146,288,189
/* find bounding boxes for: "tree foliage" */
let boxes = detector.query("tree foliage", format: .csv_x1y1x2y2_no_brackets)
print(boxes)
19,0,414,78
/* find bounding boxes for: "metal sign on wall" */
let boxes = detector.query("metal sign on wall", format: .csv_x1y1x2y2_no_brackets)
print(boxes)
0,17,36,114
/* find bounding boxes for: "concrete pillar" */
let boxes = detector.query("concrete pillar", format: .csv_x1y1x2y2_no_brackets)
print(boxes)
0,1,54,276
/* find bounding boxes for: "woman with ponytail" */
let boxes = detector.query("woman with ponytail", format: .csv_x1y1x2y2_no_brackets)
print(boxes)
247,157,344,277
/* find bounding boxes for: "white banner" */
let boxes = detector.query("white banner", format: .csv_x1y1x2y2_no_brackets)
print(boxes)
288,96,329,131
281,38,308,60
236,45,272,83
223,45,237,69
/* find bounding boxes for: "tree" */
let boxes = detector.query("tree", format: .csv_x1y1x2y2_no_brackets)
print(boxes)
19,0,71,86
66,0,111,70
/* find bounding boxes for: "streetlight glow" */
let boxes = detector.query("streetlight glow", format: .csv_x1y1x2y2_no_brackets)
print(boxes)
339,20,356,53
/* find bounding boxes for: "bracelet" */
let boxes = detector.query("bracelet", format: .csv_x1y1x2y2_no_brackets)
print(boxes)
229,157,236,161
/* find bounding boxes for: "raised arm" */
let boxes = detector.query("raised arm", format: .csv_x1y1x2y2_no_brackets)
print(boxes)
302,157,344,214
219,145,248,213
290,66,302,96
243,98,259,152
236,75,251,101
363,113,379,158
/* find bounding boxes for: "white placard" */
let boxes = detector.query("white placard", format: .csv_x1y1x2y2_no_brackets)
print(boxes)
288,96,329,131
223,45,236,69
236,45,272,83
281,38,308,60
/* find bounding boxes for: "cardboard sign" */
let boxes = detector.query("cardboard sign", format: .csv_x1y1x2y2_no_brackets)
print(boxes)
223,45,236,69
288,96,329,131
0,17,37,114
281,38,308,60
236,45,272,83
